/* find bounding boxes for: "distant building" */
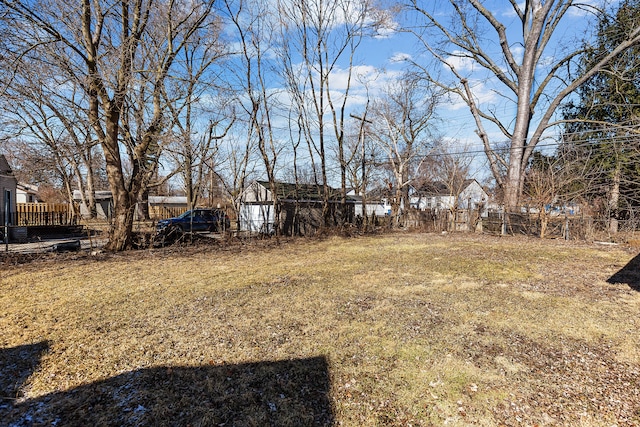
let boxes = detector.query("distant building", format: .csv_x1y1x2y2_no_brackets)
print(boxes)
73,190,114,219
410,179,488,212
16,183,40,203
237,180,356,235
147,196,188,219
73,190,189,219
347,188,392,217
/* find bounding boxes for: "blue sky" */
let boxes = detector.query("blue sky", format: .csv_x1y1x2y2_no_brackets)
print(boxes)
211,0,616,186
324,0,609,159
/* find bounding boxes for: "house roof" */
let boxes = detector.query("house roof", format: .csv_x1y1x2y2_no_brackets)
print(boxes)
0,154,15,176
17,182,39,194
413,179,480,197
257,180,356,202
148,196,188,205
72,190,114,201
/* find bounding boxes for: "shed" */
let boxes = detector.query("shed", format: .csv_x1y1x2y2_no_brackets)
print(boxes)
0,154,18,226
73,190,114,219
238,180,356,235
148,196,188,219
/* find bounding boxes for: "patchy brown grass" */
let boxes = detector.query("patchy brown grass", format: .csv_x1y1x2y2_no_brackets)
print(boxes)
1,233,640,426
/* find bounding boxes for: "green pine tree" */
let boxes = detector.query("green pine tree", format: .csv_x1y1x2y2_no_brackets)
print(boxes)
562,0,640,233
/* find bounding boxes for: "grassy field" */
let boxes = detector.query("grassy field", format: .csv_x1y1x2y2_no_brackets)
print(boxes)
1,233,640,426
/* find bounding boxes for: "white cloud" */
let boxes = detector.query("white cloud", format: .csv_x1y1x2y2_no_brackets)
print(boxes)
444,51,477,73
511,46,524,64
374,26,397,39
325,65,376,91
441,78,501,112
390,52,412,63
372,12,399,40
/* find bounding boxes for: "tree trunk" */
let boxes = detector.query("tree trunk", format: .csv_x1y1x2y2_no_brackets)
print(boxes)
393,185,403,228
107,191,135,251
102,113,134,251
539,210,548,239
139,188,150,220
609,164,621,234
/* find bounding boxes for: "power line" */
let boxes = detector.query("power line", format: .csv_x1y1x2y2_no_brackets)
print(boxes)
419,134,640,160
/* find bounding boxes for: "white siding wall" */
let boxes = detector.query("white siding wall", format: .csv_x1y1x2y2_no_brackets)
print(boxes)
459,182,488,209
239,204,275,233
355,202,391,217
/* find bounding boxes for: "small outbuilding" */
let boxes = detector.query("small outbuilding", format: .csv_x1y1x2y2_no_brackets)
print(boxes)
73,190,189,220
73,190,114,219
238,180,356,235
147,196,188,219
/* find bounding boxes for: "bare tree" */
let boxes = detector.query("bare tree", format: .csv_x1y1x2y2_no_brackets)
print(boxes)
431,141,475,209
1,0,219,250
369,74,440,227
4,75,105,218
408,0,640,211
523,149,597,238
277,0,383,227
225,0,285,235
160,23,229,212
0,43,104,217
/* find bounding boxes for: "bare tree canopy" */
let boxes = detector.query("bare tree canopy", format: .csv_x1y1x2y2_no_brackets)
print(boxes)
407,0,640,210
369,74,441,226
0,0,221,250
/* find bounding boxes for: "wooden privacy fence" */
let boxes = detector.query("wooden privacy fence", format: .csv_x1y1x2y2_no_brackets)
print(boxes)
14,203,190,225
148,205,188,220
16,203,76,226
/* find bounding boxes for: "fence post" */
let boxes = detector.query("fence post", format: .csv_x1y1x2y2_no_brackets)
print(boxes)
4,189,10,252
501,206,507,236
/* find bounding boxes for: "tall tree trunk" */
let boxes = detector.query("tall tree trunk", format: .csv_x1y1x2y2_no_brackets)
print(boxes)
609,164,621,234
102,114,136,251
139,188,150,220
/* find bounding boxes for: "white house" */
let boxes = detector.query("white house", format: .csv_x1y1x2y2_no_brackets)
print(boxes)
410,179,489,212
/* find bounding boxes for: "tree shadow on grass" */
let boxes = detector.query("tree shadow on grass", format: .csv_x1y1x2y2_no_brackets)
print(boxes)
2,350,333,427
607,252,640,291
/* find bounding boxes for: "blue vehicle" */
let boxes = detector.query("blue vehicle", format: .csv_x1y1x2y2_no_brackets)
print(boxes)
156,208,230,234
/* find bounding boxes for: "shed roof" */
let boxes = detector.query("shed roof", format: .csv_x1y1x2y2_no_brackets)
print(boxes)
17,182,39,194
257,180,356,202
148,196,188,205
72,190,114,201
413,179,479,197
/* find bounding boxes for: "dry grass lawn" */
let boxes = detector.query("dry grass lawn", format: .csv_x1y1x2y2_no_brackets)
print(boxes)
1,233,640,426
